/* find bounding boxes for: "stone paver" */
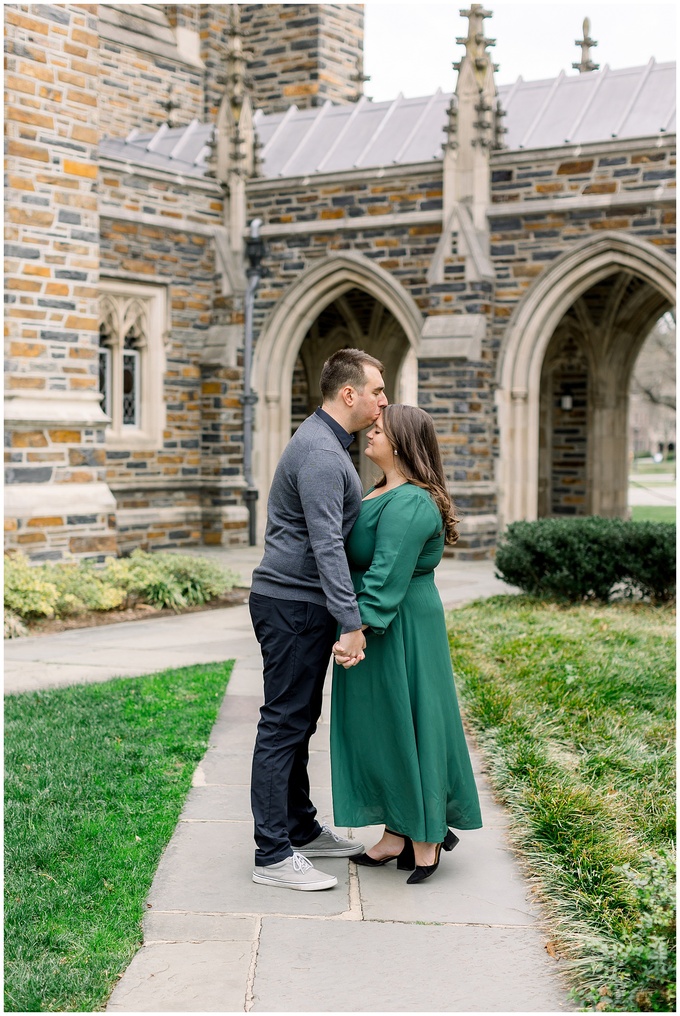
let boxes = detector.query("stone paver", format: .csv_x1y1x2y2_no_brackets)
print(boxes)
5,549,573,1011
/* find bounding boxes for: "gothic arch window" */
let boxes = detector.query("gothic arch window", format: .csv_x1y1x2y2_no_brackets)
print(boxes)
98,280,168,449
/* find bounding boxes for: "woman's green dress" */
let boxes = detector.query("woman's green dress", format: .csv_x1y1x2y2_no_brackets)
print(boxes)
330,483,482,842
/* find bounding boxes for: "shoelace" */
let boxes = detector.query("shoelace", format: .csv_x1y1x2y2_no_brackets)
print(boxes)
291,852,313,873
320,824,342,843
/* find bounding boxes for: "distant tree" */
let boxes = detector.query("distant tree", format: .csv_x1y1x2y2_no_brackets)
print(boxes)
631,311,676,413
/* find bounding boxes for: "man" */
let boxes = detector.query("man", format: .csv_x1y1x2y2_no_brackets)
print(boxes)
249,348,387,891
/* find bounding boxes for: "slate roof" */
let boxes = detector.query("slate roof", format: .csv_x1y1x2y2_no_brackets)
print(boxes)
99,60,676,181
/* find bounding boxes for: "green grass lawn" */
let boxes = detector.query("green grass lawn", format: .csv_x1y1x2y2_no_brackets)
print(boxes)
630,505,676,524
4,661,233,1013
449,597,675,1013
631,459,676,476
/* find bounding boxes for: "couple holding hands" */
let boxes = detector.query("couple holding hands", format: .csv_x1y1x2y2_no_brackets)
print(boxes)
248,348,482,891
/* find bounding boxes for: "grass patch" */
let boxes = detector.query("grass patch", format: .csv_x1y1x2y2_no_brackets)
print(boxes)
631,505,676,524
4,661,233,1013
449,597,675,1012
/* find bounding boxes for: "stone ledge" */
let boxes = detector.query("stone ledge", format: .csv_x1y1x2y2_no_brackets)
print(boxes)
5,482,116,518
4,391,108,426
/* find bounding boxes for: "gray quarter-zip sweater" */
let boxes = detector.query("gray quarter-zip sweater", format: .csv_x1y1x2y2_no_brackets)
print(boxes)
251,412,363,633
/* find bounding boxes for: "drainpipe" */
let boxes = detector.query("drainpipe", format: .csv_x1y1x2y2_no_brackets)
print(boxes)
242,218,266,545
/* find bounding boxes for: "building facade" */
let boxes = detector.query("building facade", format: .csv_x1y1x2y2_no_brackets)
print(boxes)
4,4,676,561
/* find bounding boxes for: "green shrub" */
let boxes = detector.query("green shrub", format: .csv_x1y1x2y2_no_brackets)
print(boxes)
48,561,127,616
4,554,59,620
620,523,677,603
495,518,675,603
4,550,240,624
4,611,29,639
102,550,239,611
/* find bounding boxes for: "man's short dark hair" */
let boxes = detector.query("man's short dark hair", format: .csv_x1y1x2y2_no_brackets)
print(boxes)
319,348,384,401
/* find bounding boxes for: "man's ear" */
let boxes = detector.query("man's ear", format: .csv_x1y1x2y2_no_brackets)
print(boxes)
340,385,355,407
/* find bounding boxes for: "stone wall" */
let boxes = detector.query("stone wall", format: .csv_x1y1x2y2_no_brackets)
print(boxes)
97,5,203,139
98,160,248,551
4,3,116,561
240,3,364,113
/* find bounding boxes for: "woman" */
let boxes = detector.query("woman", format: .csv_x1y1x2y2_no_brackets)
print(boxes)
330,404,482,884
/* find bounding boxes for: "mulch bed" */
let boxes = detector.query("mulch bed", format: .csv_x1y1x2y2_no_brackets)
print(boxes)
22,588,251,637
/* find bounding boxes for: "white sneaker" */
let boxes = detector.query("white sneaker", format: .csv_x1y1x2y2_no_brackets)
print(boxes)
252,851,338,891
295,824,364,857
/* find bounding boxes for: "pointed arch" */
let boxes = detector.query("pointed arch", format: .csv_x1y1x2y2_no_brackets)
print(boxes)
496,232,675,526
252,252,424,520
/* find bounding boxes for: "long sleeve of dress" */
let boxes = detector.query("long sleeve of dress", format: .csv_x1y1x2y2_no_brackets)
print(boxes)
356,492,442,635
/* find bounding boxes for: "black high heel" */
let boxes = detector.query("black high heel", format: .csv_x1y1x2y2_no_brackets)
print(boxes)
352,829,415,870
406,829,459,884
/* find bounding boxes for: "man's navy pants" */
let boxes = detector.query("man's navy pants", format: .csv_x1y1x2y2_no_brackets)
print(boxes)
249,591,338,866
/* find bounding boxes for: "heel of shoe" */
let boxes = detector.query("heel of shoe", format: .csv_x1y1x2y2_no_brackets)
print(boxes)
396,837,415,871
443,829,460,852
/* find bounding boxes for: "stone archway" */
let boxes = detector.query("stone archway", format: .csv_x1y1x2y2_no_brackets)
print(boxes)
497,233,676,527
252,252,423,529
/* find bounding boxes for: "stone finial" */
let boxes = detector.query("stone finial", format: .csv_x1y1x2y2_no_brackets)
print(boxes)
162,83,181,127
572,17,600,73
224,5,251,118
456,5,496,81
492,96,507,150
350,52,371,102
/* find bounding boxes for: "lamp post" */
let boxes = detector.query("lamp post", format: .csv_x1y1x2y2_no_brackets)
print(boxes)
242,218,266,545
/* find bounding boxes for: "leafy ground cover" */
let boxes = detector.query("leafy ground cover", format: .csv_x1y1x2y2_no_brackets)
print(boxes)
631,506,676,524
4,661,233,1013
449,597,675,1012
4,550,241,638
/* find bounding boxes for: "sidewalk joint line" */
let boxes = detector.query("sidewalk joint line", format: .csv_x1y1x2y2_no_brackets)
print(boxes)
244,916,262,1012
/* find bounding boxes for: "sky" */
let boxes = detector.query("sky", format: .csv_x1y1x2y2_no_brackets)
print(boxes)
363,0,677,100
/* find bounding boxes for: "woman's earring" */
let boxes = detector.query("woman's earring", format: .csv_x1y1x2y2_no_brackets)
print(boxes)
393,449,398,455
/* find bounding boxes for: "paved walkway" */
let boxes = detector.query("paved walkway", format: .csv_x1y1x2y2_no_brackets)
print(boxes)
5,550,572,1012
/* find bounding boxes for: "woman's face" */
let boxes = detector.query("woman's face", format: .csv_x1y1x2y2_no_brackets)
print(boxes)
365,415,395,470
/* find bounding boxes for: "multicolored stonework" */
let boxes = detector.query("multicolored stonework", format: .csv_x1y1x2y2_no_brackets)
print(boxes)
3,4,676,561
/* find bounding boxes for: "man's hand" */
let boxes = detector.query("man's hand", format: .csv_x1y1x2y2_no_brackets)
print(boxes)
333,628,366,668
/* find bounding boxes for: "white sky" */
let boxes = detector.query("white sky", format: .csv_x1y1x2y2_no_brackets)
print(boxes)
364,1,677,100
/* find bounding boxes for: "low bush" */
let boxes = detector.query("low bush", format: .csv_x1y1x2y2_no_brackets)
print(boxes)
102,550,239,610
4,550,240,623
495,518,675,602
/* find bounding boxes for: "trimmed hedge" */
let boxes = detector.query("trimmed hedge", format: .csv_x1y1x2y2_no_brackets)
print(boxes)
495,517,676,603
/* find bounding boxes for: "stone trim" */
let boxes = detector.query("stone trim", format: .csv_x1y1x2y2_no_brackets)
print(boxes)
108,478,247,492
496,232,676,528
116,505,248,527
253,251,424,534
4,390,108,426
492,134,676,167
98,279,168,451
490,185,676,217
247,160,446,192
256,209,443,238
5,482,116,518
98,158,221,193
99,203,219,237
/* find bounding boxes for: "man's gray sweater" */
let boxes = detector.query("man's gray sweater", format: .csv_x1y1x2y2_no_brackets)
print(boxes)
251,413,363,633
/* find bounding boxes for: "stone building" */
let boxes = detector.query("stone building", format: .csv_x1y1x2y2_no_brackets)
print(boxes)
4,4,676,561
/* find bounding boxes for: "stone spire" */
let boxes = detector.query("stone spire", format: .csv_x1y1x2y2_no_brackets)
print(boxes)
572,17,599,73
431,5,499,287
208,6,259,296
206,7,259,185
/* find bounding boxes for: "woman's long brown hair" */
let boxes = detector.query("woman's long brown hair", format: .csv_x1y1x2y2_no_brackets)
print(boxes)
375,404,460,545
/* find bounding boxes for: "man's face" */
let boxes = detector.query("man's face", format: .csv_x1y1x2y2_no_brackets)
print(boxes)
351,365,388,431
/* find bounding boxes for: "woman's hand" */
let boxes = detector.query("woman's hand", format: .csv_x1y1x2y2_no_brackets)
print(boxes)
332,641,363,668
